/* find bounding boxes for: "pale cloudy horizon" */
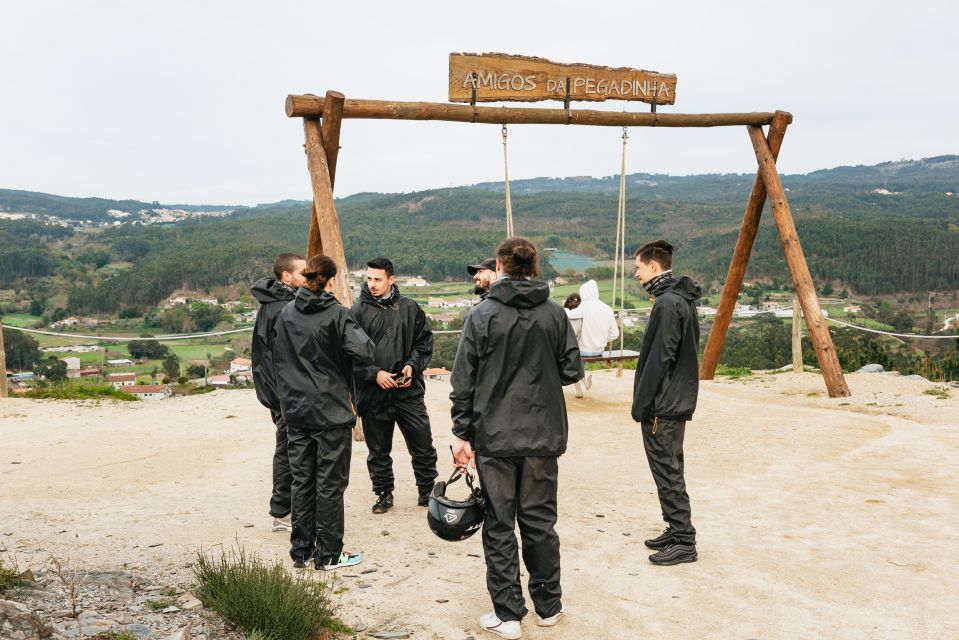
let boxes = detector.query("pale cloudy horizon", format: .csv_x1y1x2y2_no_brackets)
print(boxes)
2,1,956,206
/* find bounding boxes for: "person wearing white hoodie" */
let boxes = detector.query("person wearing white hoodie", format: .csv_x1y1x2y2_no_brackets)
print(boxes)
565,280,619,397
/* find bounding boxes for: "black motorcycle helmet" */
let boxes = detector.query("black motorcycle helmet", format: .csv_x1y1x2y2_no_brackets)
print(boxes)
427,469,485,541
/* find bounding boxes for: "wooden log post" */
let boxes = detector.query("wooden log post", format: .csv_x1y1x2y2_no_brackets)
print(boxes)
747,126,850,397
306,91,346,259
0,318,7,398
286,95,779,128
700,111,791,379
792,295,803,373
303,119,352,306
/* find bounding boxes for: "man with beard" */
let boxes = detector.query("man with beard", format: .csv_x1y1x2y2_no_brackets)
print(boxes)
352,257,439,513
467,258,497,300
452,237,583,638
250,252,306,533
631,239,702,566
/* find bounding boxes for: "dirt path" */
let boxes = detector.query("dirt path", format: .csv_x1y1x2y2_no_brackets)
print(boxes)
1,371,957,639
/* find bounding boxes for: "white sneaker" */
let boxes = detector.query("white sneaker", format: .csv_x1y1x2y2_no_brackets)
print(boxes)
585,372,593,390
272,516,291,532
479,612,521,639
536,608,564,627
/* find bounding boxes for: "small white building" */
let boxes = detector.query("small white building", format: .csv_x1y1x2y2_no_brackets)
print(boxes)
107,358,134,367
844,305,862,314
61,357,81,373
404,277,429,287
126,384,172,400
230,357,252,373
108,372,137,388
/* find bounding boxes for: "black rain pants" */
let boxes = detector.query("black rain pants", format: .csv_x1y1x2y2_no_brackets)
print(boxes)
269,410,292,518
475,455,563,622
361,399,438,496
287,425,352,563
641,417,696,544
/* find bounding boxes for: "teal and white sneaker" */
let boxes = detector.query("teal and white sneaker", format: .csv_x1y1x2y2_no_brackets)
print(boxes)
316,551,363,571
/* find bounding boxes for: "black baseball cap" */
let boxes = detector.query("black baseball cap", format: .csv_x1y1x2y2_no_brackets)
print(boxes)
467,258,496,276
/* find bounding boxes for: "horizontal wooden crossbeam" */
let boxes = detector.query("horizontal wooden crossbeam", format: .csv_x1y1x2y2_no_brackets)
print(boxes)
286,94,789,128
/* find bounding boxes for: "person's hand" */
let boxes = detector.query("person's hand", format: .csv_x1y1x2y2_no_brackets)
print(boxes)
399,365,414,388
451,437,474,474
376,370,398,390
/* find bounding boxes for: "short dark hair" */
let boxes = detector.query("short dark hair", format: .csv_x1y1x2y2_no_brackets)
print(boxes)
497,236,539,279
273,252,304,280
366,257,394,277
635,240,674,270
302,254,337,292
564,293,581,310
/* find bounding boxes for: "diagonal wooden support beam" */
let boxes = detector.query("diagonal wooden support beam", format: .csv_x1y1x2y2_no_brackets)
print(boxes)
701,111,791,379
306,91,346,258
303,116,352,307
747,125,850,397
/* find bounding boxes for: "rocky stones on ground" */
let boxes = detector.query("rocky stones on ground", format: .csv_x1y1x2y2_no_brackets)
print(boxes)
0,598,64,640
369,630,411,639
858,363,885,373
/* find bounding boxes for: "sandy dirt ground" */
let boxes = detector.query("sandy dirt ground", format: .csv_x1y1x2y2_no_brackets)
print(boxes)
1,370,957,639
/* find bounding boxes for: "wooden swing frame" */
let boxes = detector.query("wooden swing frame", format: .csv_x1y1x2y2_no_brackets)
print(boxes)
285,91,850,398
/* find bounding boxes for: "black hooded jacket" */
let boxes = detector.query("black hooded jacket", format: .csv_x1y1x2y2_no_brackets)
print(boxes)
351,283,433,417
631,275,702,423
273,287,375,430
251,277,296,410
450,279,584,457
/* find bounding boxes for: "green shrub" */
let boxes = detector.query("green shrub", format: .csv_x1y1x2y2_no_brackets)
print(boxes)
24,382,138,401
715,364,752,379
0,557,20,592
194,545,349,640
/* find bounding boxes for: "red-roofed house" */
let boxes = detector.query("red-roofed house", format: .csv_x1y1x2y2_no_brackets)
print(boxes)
126,384,173,400
108,372,137,388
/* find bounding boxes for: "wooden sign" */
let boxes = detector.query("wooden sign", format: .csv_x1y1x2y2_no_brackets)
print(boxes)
449,52,676,106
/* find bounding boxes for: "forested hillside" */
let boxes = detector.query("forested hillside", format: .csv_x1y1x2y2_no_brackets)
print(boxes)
1,155,956,316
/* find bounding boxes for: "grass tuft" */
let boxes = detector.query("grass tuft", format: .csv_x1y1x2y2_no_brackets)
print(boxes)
194,545,349,640
923,386,950,400
24,382,138,401
0,557,22,592
715,364,752,379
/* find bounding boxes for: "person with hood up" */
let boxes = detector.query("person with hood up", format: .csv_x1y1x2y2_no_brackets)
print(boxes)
352,257,439,514
250,252,306,533
631,239,701,567
272,254,375,570
451,236,583,640
565,279,619,397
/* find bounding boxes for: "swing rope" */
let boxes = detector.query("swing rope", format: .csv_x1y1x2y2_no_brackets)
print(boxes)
502,125,514,237
613,127,629,376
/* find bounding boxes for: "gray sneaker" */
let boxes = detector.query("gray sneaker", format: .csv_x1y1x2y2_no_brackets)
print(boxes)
272,516,291,532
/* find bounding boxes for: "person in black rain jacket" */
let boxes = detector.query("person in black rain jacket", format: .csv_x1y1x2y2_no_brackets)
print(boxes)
631,239,701,567
273,254,374,570
451,237,583,637
250,253,305,531
351,257,438,514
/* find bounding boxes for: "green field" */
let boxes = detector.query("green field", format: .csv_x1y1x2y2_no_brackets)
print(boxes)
1,313,44,328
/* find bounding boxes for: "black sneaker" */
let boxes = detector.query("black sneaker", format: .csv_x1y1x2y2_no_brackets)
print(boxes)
292,557,309,569
644,528,675,550
648,543,697,566
372,491,394,514
417,490,431,507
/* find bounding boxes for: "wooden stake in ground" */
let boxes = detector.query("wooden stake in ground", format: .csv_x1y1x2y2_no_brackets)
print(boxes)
792,296,803,373
748,126,849,397
0,318,7,398
700,111,791,379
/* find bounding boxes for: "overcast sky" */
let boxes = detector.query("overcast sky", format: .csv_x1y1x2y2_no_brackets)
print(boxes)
2,1,956,205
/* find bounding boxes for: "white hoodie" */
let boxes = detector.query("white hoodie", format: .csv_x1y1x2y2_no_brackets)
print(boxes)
565,280,619,353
